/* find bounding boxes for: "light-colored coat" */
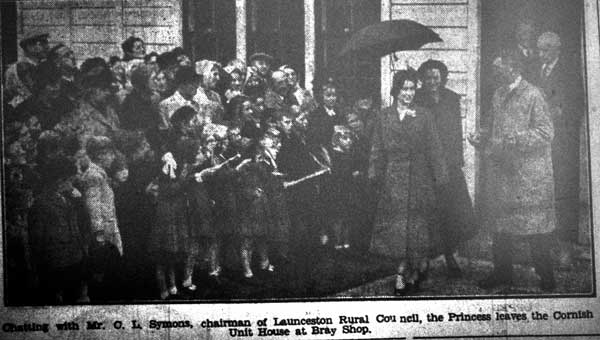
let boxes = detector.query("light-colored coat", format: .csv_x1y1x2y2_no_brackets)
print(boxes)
82,162,123,255
481,79,555,235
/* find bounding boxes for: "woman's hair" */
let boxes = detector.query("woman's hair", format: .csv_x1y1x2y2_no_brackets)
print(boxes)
417,59,449,86
170,106,197,127
121,36,144,55
390,69,418,98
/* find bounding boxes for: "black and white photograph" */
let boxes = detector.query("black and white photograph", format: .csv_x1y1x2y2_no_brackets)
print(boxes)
1,0,599,337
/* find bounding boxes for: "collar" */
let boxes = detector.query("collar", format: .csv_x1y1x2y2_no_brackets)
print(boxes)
324,106,336,117
543,57,559,75
508,75,522,92
174,91,194,106
395,104,416,121
518,44,530,57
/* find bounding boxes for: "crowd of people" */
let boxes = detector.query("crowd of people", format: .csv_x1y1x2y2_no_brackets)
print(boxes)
3,18,585,303
3,32,388,303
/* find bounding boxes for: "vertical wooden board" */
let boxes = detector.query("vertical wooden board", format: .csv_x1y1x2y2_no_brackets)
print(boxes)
123,7,176,26
21,8,68,25
72,8,120,25
391,4,468,26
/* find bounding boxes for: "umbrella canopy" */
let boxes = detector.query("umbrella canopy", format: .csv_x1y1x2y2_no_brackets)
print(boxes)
337,19,442,59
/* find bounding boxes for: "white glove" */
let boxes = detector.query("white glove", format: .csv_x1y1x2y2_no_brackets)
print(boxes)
161,152,177,179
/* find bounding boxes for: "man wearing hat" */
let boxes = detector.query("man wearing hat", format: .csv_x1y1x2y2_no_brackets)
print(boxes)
5,31,50,108
248,52,274,85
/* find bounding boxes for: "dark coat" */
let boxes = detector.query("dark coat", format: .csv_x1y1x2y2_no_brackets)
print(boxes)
120,89,161,143
368,105,448,261
414,88,477,246
534,56,584,203
28,189,86,270
307,105,346,147
322,148,359,220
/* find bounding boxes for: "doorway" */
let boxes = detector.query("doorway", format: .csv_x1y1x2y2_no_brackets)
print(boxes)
315,0,380,106
246,0,305,84
182,0,237,64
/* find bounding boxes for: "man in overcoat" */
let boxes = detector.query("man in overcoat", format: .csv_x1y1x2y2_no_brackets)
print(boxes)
535,32,585,266
471,50,556,291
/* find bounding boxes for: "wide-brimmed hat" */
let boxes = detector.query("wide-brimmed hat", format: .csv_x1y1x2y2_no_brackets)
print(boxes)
19,30,49,50
248,52,273,64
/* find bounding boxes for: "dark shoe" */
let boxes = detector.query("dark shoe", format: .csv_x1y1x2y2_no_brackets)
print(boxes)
478,272,513,289
446,255,463,278
207,275,221,289
540,275,556,292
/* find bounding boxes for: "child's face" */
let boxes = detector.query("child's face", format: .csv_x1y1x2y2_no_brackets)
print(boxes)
195,146,208,164
115,169,129,183
336,133,353,152
323,87,337,108
277,116,294,135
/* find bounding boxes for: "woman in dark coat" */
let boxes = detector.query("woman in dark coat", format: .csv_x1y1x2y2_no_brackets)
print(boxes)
368,70,448,295
414,59,476,278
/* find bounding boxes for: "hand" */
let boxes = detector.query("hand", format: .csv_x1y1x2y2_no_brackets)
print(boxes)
352,171,361,177
94,231,106,244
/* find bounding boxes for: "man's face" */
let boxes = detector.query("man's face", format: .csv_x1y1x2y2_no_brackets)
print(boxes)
230,72,244,91
153,71,169,93
284,68,298,87
131,40,146,59
97,150,116,170
40,80,62,102
347,115,364,134
177,54,192,67
55,46,76,71
204,66,220,89
25,39,49,59
516,22,535,47
252,59,270,77
272,73,289,96
323,87,338,108
492,57,515,85
294,112,309,132
423,68,443,93
179,82,198,100
91,87,113,105
538,43,560,65
277,116,294,135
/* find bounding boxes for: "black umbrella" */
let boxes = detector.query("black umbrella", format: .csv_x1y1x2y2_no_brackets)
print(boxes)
337,19,442,59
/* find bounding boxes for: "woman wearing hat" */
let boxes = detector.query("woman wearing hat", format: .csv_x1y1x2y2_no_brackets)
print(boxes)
414,59,477,279
368,69,448,295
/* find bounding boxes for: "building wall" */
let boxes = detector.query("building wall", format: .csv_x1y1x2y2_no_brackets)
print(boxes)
381,0,479,196
17,0,182,63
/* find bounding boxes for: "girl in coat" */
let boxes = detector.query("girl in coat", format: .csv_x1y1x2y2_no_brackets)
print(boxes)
149,106,199,299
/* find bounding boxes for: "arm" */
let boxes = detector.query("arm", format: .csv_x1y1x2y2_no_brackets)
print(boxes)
368,113,387,181
512,90,554,153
